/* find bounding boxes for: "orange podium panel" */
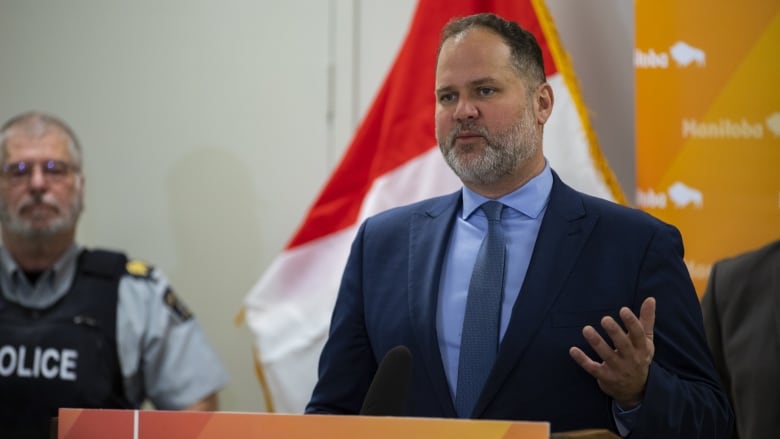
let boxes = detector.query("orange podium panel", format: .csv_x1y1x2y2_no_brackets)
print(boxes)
58,409,550,439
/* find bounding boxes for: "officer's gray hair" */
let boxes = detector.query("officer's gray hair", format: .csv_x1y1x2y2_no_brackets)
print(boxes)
0,111,83,170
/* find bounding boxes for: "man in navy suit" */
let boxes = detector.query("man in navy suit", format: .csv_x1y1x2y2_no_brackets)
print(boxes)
306,13,732,438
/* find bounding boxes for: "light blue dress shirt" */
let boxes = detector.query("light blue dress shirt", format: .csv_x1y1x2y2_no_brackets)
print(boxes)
436,164,552,397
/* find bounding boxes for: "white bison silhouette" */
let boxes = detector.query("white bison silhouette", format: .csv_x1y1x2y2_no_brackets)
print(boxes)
667,181,703,208
766,112,780,137
669,41,706,67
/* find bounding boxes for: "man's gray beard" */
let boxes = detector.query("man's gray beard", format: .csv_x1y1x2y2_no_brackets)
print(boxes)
439,111,539,186
0,194,83,239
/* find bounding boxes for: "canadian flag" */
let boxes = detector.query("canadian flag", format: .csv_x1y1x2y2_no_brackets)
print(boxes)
243,0,624,413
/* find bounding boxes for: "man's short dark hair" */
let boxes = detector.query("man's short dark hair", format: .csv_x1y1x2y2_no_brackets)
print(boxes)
438,13,546,86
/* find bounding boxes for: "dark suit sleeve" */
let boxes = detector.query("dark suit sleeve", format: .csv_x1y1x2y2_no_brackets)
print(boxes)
305,221,377,414
631,224,734,438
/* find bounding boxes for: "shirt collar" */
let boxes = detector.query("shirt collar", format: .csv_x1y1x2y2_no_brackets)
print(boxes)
461,161,553,220
0,247,17,278
0,244,82,308
0,244,81,281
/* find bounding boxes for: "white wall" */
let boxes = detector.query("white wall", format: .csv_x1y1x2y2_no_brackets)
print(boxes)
0,0,633,412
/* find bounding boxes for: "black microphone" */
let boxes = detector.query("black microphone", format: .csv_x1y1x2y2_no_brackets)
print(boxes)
359,345,413,416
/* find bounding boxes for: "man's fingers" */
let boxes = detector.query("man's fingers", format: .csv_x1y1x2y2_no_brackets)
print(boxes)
569,346,601,376
601,315,633,354
640,297,656,338
619,306,648,348
617,298,657,347
571,301,656,404
582,325,617,362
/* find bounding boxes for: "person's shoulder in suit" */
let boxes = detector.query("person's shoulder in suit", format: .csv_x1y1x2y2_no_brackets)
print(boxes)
365,191,461,225
714,239,780,274
707,238,780,304
554,174,681,239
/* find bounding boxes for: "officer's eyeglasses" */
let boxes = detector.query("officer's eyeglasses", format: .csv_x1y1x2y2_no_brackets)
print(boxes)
0,160,79,185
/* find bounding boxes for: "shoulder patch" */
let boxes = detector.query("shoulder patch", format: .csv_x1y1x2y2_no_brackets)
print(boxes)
125,260,152,278
163,287,193,321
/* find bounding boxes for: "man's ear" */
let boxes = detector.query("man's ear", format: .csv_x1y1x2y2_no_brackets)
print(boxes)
535,83,554,124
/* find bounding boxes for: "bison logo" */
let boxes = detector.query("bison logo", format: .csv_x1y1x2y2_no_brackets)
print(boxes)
669,41,706,67
667,181,703,208
766,112,780,137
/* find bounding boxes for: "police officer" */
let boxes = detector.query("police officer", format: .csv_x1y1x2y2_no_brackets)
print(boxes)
0,112,229,438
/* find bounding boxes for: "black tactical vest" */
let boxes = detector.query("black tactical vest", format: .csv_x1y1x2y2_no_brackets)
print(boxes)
0,249,133,438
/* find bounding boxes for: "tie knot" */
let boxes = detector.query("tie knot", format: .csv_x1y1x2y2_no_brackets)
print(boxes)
481,201,503,222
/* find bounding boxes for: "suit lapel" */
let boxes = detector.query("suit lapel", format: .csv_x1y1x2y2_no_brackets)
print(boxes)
475,174,599,416
408,191,461,417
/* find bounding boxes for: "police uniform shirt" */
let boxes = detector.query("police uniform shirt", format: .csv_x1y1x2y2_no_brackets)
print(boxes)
0,245,229,409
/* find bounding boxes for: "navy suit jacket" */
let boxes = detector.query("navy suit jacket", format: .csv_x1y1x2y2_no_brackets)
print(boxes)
307,173,733,438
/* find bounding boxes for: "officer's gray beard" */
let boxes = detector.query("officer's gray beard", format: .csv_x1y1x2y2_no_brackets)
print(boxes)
0,192,83,239
439,107,539,187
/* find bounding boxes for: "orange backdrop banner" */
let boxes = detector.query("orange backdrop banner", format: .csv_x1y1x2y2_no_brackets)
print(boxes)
635,0,780,295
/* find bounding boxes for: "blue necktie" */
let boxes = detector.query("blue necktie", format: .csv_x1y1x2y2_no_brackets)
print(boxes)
455,201,506,418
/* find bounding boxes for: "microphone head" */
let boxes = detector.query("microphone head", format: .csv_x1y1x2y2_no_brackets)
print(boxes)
360,345,413,416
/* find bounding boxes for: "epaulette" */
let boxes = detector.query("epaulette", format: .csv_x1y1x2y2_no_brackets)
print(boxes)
125,259,154,279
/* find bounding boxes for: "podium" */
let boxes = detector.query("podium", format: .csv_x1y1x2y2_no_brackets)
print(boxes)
57,408,618,439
